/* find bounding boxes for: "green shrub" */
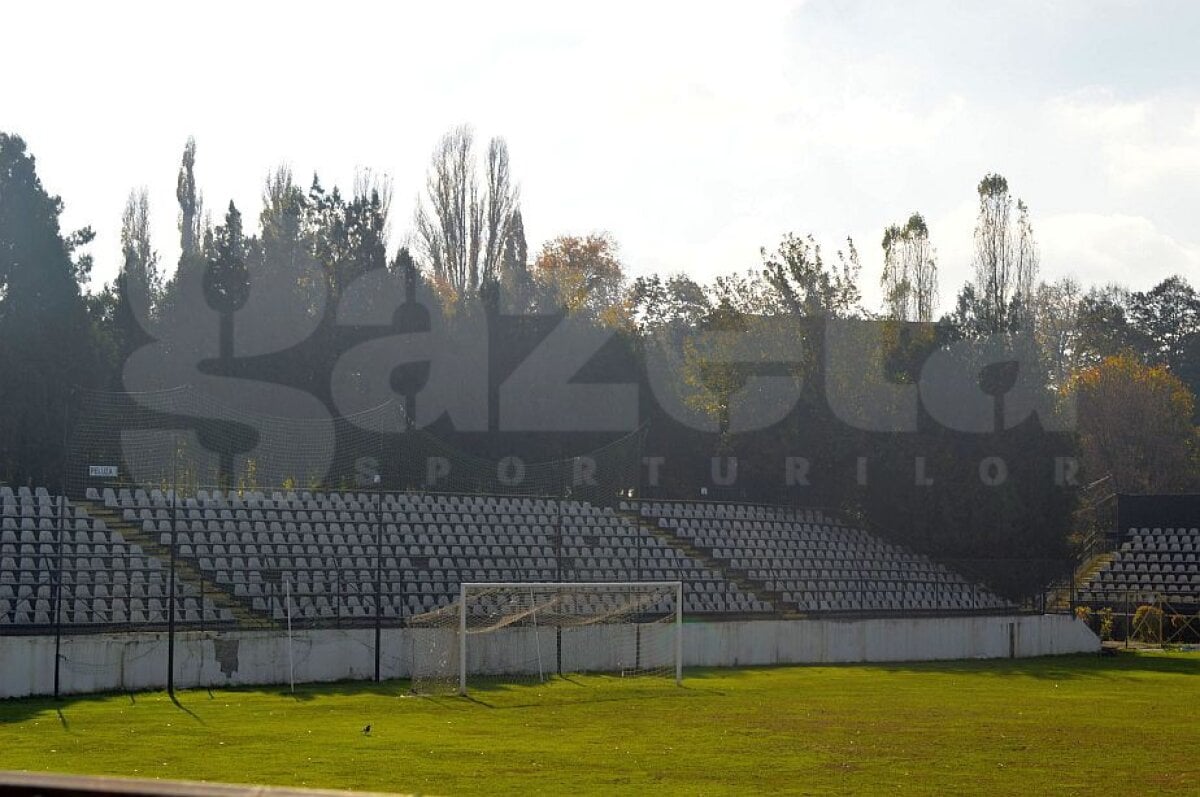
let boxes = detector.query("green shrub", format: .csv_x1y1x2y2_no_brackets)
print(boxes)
1098,607,1114,641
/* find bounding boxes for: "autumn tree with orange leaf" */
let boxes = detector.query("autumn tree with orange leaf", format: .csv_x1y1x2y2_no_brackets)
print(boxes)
532,233,630,327
1066,352,1200,499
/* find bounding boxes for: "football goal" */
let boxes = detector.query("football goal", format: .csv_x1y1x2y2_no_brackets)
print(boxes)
409,581,683,695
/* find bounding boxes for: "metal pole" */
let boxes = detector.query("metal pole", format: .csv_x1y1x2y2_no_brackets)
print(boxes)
374,492,382,682
555,497,562,582
167,440,178,697
285,576,294,693
54,395,71,699
53,492,65,699
556,496,563,676
675,581,683,686
636,496,642,582
1125,589,1130,648
529,584,544,683
1070,557,1077,610
457,582,467,696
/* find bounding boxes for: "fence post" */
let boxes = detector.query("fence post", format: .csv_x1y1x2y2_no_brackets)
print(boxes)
556,495,563,676
374,491,383,682
166,442,178,697
1125,589,1130,648
53,492,65,699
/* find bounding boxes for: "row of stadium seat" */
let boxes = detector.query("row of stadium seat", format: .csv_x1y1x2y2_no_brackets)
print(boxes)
0,499,231,629
93,486,608,515
1075,527,1200,605
150,491,774,619
3,487,1034,630
632,501,1012,612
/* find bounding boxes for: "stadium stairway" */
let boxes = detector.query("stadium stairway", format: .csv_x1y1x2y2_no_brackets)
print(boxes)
620,510,789,616
1047,552,1116,612
80,500,274,630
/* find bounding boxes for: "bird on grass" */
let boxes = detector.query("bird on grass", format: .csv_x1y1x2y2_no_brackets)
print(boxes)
362,724,372,736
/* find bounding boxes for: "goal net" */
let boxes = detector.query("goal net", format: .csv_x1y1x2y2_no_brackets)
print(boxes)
409,581,683,695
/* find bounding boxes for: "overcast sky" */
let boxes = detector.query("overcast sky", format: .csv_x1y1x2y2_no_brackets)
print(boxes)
3,0,1198,312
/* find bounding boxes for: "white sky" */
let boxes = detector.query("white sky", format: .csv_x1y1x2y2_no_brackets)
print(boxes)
3,0,1199,312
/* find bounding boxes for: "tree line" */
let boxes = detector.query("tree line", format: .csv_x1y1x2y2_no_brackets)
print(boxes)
1,127,1197,597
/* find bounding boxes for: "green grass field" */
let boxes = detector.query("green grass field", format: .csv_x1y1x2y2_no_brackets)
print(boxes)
1,652,1197,795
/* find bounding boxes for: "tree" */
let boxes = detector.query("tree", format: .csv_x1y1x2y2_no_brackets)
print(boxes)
1065,352,1199,497
412,126,521,304
499,209,534,312
111,189,160,364
881,213,938,322
160,138,208,321
708,269,785,317
532,233,629,325
969,174,1038,332
176,137,203,266
119,190,160,303
761,233,861,319
307,172,391,302
1074,283,1146,366
258,166,314,302
0,133,97,484
1175,332,1200,422
202,201,252,361
1030,277,1082,388
85,284,122,389
628,273,711,333
1128,275,1200,371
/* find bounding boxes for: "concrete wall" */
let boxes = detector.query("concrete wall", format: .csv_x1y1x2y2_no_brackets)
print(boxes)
682,614,1098,666
0,614,1098,699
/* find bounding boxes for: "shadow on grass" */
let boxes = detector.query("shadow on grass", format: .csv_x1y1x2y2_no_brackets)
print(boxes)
169,692,205,724
262,678,413,702
5,653,1192,727
0,686,213,727
679,650,1200,682
456,676,715,710
861,650,1199,680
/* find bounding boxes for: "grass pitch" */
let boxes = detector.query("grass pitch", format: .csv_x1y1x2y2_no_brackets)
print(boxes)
1,652,1197,795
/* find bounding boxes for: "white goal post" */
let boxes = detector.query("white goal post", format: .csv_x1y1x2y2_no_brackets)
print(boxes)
409,581,684,695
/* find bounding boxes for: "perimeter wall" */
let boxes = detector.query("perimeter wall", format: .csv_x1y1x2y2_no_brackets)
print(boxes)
0,614,1099,699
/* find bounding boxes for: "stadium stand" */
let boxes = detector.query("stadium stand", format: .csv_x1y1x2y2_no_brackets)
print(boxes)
1077,526,1200,605
632,500,1012,613
0,483,1016,631
86,488,772,623
0,485,233,628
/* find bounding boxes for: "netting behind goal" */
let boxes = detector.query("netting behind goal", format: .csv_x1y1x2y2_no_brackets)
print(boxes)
409,582,682,695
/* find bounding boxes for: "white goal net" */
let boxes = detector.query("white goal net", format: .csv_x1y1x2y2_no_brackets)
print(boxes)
409,581,683,695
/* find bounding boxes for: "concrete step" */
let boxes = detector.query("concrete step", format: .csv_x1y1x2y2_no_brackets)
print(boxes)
1047,552,1116,610
620,510,785,614
81,501,275,629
